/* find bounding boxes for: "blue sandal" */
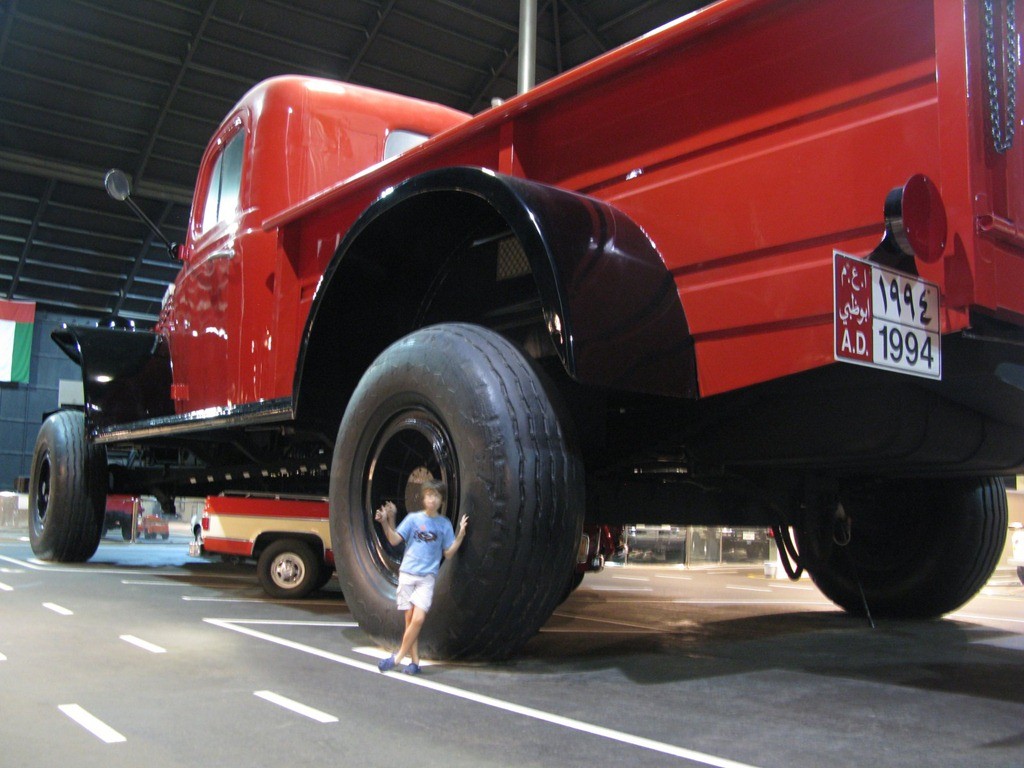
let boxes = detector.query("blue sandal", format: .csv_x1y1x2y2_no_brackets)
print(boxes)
377,655,396,672
403,663,422,676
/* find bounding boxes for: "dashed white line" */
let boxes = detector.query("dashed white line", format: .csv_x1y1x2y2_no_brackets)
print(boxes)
43,602,73,615
654,574,693,581
588,586,653,592
613,575,651,582
120,635,166,654
207,618,763,768
0,580,13,591
58,704,126,743
725,585,772,593
254,690,338,723
0,651,7,661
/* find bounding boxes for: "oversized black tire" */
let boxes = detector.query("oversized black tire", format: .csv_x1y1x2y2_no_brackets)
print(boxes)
29,411,107,562
257,539,322,599
330,323,584,660
120,519,132,541
559,571,586,604
799,476,1007,618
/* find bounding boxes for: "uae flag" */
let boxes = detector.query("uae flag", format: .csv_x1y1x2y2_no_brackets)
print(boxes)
0,300,36,383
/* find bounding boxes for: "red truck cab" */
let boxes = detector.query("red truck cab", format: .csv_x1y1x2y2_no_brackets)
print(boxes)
162,78,469,412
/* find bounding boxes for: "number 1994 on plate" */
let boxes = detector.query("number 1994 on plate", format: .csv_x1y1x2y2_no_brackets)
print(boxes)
834,251,941,380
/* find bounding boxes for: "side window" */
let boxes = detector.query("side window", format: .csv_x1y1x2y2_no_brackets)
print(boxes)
384,129,428,160
201,131,245,232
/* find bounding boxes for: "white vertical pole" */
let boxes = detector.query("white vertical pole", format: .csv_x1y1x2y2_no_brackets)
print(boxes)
518,0,537,93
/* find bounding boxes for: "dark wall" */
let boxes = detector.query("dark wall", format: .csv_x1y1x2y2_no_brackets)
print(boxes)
0,310,89,489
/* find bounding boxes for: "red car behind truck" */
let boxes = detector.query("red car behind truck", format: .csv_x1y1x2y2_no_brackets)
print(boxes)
28,0,1024,659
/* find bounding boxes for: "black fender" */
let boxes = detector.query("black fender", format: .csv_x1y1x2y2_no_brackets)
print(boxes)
51,325,174,432
294,166,696,425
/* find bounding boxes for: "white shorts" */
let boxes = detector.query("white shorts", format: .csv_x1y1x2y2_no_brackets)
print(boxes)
396,572,436,612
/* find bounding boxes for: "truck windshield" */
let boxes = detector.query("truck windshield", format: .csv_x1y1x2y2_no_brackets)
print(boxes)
202,131,245,231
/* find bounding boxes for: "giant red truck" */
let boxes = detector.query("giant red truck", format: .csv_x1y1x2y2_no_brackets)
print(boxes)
28,0,1024,659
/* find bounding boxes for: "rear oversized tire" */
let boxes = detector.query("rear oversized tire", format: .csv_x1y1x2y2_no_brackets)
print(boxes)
800,476,1007,618
29,411,107,562
330,323,583,660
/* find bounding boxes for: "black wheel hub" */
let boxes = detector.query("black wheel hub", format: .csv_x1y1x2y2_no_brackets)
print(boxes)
34,454,51,527
363,408,459,582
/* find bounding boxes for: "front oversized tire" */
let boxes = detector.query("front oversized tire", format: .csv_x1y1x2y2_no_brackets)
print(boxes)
330,323,584,660
800,476,1007,618
29,411,107,562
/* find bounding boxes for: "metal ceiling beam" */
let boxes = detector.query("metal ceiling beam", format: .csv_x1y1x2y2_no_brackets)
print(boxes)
600,0,673,34
7,178,54,300
14,12,182,67
430,0,518,34
558,0,611,54
0,0,17,65
392,8,506,57
135,0,218,186
552,0,563,74
345,0,397,80
0,150,194,205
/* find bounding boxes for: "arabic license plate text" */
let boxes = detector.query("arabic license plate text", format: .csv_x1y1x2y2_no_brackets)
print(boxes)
833,251,941,380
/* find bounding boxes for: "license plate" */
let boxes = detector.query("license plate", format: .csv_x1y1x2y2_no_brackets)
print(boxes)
834,251,941,380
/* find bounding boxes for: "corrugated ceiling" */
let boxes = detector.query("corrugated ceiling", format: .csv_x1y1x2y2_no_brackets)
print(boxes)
0,0,707,323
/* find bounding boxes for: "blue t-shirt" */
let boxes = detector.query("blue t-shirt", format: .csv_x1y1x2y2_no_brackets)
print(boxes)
396,511,456,576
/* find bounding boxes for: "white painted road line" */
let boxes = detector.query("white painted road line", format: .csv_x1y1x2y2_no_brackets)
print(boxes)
726,585,772,593
552,612,664,633
254,690,338,723
613,575,651,582
43,602,73,615
971,634,1024,652
588,586,653,592
674,599,831,606
0,651,7,661
58,704,127,743
208,618,764,768
953,612,1024,626
655,574,693,581
0,580,13,591
226,619,358,628
0,554,180,576
120,635,166,654
182,596,342,606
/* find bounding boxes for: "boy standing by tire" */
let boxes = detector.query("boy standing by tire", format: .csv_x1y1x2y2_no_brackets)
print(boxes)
374,479,468,675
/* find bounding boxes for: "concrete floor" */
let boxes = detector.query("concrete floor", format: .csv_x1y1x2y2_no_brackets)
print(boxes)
1,525,1022,768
